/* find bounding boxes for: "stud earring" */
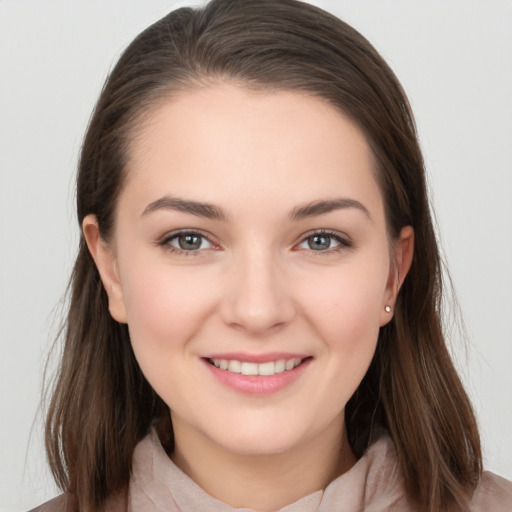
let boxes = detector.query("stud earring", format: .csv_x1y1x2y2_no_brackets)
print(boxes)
385,305,392,313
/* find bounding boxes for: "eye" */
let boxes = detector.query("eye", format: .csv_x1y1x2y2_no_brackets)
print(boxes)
161,231,214,253
297,231,351,252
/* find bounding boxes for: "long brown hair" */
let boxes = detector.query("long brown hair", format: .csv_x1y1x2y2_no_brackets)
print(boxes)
45,1,482,510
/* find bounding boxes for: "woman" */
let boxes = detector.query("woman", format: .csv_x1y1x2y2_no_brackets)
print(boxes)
32,0,512,511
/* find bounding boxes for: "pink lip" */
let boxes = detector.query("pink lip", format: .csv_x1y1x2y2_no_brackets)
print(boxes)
202,355,312,396
203,352,309,363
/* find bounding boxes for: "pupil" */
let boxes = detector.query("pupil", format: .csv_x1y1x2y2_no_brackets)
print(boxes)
309,235,330,250
179,234,201,250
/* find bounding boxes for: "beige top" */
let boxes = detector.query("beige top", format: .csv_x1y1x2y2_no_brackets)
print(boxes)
32,429,512,512
127,429,512,512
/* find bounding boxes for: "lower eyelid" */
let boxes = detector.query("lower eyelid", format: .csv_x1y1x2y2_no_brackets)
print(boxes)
158,230,216,251
170,235,212,250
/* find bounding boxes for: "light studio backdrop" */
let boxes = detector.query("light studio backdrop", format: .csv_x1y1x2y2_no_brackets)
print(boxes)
0,1,511,511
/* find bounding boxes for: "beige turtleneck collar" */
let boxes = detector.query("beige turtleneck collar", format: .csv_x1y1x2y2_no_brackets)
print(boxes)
127,429,409,512
31,428,512,511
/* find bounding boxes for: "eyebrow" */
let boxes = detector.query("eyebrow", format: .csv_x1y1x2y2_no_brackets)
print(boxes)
141,195,371,222
289,198,371,221
141,196,228,220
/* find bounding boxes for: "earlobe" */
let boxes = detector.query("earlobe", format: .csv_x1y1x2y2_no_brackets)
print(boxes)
380,226,414,326
82,215,128,323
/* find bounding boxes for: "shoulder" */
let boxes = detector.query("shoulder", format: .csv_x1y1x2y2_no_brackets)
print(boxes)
27,494,67,512
470,471,512,511
27,487,128,512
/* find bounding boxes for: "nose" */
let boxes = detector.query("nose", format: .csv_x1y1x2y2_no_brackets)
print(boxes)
220,249,296,335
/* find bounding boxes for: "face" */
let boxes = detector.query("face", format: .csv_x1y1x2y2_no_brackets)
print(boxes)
85,83,412,458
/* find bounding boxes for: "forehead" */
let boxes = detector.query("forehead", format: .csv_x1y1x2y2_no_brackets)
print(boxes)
122,83,383,219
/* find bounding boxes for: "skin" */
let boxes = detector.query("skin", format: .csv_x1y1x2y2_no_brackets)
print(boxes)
84,83,413,511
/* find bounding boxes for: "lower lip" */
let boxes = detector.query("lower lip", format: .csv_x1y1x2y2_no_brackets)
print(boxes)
203,358,312,395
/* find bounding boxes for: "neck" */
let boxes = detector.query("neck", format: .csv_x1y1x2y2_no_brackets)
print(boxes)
170,413,357,511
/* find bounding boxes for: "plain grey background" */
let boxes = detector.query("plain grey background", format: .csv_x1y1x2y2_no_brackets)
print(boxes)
1,1,511,510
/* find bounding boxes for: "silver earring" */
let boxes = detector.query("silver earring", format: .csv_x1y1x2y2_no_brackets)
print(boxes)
385,305,392,313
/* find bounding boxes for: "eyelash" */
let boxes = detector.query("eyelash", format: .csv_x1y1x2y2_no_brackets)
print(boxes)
158,229,217,256
157,229,353,256
297,229,353,254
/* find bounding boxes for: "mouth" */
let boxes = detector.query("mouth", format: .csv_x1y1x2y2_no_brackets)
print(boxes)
207,356,309,376
202,353,312,394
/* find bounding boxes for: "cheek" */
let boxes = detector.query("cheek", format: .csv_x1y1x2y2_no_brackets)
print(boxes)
117,253,217,368
298,260,387,344
295,259,387,403
118,262,221,408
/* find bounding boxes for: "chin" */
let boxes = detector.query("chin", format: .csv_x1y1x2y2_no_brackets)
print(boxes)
205,418,315,457
219,436,300,457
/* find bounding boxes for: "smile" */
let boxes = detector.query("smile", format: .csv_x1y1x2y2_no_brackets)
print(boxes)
209,357,304,376
204,354,312,395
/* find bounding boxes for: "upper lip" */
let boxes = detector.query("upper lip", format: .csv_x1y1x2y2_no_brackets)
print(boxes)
203,352,310,364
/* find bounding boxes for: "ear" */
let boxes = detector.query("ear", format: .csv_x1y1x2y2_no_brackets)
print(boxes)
379,225,414,326
82,214,128,323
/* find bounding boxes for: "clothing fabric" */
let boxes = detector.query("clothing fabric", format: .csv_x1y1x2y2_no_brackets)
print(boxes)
129,429,407,511
31,429,512,511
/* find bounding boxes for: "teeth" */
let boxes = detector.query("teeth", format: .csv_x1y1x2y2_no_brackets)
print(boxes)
275,359,285,373
258,361,275,376
241,362,258,375
210,357,305,376
228,360,241,373
285,359,295,371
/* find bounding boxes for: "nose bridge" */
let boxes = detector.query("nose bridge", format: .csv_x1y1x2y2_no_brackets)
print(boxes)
222,244,295,333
